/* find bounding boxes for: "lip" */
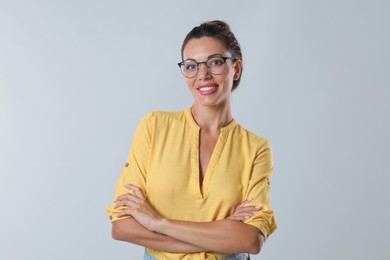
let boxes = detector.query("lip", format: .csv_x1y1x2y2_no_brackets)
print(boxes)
196,83,219,95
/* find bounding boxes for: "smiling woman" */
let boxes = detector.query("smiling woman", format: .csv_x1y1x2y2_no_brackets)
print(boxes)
106,20,277,260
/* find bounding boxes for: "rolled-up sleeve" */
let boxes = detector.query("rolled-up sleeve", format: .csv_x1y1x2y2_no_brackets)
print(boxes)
106,113,154,223
243,138,277,240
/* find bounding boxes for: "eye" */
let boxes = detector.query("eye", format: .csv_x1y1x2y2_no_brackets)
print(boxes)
208,58,224,67
185,62,197,71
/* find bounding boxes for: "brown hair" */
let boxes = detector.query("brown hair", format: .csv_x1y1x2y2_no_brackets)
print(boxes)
181,20,243,91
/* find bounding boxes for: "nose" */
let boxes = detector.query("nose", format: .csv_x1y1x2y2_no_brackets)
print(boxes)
197,62,211,79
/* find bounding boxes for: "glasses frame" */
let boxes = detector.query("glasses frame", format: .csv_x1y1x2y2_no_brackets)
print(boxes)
177,54,237,78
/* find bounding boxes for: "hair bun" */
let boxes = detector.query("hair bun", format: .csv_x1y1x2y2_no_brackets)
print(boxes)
206,20,231,31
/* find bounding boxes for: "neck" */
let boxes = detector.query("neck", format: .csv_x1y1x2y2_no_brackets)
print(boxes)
190,103,233,132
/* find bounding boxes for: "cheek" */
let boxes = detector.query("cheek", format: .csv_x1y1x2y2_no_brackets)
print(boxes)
185,78,196,89
217,74,234,88
223,69,236,87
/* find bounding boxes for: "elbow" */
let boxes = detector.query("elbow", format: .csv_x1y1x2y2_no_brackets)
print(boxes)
248,242,261,255
232,223,264,254
111,223,122,240
111,219,140,243
247,233,264,255
111,221,130,241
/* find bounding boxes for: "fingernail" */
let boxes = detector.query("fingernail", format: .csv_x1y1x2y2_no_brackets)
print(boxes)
255,206,261,209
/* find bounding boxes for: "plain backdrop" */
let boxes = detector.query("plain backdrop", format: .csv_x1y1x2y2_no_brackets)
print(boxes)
1,0,389,259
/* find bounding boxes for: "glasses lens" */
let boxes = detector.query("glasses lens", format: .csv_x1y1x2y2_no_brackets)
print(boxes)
206,57,226,75
181,60,197,78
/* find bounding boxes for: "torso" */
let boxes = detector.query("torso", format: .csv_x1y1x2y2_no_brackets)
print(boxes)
135,110,273,260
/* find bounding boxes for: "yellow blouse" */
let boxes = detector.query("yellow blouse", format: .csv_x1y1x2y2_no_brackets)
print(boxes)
106,108,277,259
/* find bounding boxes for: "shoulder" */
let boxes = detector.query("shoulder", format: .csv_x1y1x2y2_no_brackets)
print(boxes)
234,123,271,151
138,109,187,127
234,125,273,171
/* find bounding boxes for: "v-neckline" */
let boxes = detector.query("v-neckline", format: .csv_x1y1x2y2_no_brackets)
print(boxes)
195,129,224,197
198,131,219,187
185,108,237,198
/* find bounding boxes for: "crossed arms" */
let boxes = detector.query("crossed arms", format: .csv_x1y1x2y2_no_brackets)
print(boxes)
111,184,264,254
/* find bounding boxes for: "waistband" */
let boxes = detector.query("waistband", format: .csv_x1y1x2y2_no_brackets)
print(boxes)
144,251,250,260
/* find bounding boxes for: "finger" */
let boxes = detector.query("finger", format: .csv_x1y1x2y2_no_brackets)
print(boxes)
233,208,260,216
227,216,241,220
115,193,134,202
116,209,134,218
114,193,142,204
231,207,261,218
125,184,146,199
235,205,261,212
228,215,252,220
240,205,262,211
237,198,254,207
113,199,139,209
231,211,257,218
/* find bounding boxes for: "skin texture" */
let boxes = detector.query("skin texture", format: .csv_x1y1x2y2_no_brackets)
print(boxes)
111,36,264,254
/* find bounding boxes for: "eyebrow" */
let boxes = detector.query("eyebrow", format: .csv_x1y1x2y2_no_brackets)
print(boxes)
184,54,224,61
207,54,223,59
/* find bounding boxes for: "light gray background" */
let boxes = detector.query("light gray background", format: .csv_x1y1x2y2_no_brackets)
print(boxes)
1,0,389,259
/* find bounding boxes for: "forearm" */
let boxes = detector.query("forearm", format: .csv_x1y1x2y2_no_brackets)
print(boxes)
112,184,264,254
112,218,205,253
157,218,263,254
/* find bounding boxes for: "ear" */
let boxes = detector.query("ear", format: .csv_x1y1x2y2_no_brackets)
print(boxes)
233,59,242,80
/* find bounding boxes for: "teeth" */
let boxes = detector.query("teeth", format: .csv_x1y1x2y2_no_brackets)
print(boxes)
199,86,216,91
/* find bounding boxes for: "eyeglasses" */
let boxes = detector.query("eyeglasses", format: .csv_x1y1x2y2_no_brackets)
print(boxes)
177,54,236,78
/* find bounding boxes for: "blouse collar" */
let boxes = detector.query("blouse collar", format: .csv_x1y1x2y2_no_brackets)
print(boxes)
184,108,237,133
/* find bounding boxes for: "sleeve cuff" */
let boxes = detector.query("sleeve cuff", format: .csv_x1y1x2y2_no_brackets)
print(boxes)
105,204,132,223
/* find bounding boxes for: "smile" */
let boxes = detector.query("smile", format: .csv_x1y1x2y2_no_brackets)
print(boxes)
197,84,219,95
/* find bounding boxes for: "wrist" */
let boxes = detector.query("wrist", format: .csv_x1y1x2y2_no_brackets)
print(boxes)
156,217,169,234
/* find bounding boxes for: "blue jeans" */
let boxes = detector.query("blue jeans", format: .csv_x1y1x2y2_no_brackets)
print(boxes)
143,251,250,260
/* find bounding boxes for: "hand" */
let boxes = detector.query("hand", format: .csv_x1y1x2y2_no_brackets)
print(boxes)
113,184,164,232
227,198,261,221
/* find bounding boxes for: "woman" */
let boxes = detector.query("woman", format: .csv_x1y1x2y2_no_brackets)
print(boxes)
106,20,277,260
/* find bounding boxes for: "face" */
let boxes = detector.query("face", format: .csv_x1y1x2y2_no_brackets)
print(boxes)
182,37,242,108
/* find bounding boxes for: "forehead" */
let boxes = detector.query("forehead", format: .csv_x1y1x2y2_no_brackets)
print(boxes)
183,37,228,60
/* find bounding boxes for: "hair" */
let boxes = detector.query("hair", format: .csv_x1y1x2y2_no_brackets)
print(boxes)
181,20,243,91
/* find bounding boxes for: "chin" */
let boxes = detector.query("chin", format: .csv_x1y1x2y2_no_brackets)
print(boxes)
195,98,228,108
